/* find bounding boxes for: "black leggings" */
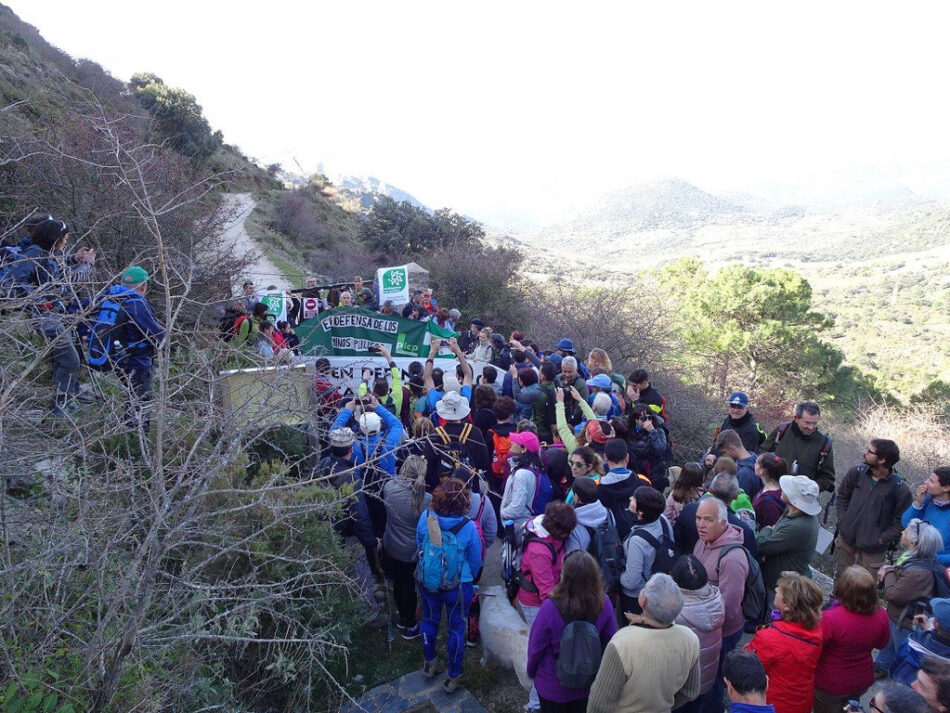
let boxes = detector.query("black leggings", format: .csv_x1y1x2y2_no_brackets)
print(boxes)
380,550,418,627
539,695,587,713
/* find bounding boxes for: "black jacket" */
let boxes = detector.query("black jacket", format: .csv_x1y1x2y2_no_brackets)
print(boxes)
836,464,912,552
711,411,766,456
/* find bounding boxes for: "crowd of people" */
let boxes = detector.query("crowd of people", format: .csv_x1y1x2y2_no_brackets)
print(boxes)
312,294,950,713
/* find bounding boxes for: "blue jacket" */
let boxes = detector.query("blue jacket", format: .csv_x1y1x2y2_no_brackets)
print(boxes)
903,496,950,566
106,285,165,369
331,405,404,478
892,628,950,685
729,704,775,713
415,510,483,583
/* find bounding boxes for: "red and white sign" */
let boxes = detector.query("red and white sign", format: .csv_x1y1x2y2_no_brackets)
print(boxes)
302,297,320,320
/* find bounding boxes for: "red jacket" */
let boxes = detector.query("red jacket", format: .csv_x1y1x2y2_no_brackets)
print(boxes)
746,619,823,713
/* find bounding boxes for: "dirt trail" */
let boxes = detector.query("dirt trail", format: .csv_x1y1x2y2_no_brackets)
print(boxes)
221,193,290,290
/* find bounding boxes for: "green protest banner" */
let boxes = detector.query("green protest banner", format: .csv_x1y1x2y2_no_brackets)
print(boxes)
296,306,457,357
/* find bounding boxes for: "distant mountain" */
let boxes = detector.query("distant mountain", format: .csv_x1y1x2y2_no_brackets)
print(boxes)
335,175,429,213
524,177,950,269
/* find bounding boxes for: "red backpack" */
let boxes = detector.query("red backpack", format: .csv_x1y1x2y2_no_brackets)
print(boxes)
489,428,512,478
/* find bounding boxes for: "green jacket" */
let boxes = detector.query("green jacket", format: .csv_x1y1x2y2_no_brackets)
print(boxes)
533,382,557,443
755,510,819,589
761,421,836,492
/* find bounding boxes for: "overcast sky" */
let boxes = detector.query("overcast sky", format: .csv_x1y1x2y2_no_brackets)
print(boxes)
9,1,950,228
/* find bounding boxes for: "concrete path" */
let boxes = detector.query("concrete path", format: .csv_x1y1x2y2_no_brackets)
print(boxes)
220,193,290,290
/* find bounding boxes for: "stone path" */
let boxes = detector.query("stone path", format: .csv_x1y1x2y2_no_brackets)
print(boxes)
340,670,488,713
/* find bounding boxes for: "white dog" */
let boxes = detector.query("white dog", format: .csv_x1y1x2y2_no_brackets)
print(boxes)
478,585,532,690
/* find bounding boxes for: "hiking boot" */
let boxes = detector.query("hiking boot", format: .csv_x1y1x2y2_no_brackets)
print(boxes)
441,675,459,694
422,658,444,678
74,390,97,404
401,624,420,640
465,635,478,648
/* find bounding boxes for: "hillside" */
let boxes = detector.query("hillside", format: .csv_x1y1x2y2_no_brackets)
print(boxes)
516,178,950,399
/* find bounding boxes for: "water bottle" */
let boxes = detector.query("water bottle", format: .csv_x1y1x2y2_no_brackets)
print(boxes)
791,459,799,475
503,519,515,542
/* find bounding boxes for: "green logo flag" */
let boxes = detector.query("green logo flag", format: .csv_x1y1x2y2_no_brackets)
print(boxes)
376,264,410,305
296,306,458,358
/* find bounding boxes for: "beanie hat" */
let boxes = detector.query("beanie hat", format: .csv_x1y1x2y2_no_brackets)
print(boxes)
121,266,149,286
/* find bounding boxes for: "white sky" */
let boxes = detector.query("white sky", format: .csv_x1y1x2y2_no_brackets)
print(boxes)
8,1,950,228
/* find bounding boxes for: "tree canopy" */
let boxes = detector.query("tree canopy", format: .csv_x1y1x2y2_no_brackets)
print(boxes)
357,196,485,259
130,72,223,160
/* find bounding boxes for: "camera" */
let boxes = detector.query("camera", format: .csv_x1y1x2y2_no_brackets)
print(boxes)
368,345,381,353
439,340,448,347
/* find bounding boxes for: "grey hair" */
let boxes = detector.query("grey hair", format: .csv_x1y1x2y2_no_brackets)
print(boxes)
591,392,612,417
641,573,684,625
561,356,577,369
698,496,729,524
907,519,945,561
340,291,354,300
709,473,740,504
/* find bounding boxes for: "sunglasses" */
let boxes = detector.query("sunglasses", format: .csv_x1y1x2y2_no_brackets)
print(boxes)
569,460,587,469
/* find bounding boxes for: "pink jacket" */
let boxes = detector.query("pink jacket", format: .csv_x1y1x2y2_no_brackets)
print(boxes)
693,523,749,637
676,584,725,694
517,515,566,608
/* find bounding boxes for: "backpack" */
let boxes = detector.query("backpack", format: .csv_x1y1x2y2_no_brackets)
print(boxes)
87,295,131,372
731,490,758,532
434,424,475,478
903,561,950,599
0,244,41,297
416,511,471,592
515,526,559,595
716,543,770,626
628,517,675,577
489,428,512,478
552,598,603,689
585,509,625,593
527,466,554,516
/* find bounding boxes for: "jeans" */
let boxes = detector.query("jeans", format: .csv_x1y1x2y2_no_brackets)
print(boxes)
875,619,909,672
420,583,474,678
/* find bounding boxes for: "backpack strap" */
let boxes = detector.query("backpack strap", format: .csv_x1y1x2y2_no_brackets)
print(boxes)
775,421,792,445
475,493,486,523
715,543,748,576
448,516,470,536
434,426,451,445
459,422,472,444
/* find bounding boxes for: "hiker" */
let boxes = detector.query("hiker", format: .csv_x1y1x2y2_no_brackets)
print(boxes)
518,501,577,713
835,438,911,580
526,550,617,713
458,317,484,353
626,368,664,417
871,682,933,713
912,655,950,713
891,597,950,687
485,396,517,523
620,486,675,616
320,428,380,578
714,429,760,498
876,519,945,675
106,266,165,428
722,651,774,713
675,474,759,557
626,401,673,493
752,454,788,529
239,279,256,312
664,462,705,525
3,219,95,415
499,430,547,538
671,554,725,713
469,327,494,363
511,360,557,443
416,478,483,694
812,565,889,713
760,401,836,493
703,392,767,466
564,469,609,554
420,390,489,492
694,496,751,706
903,466,950,566
745,572,824,713
598,438,649,540
554,356,589,426
587,573,701,713
755,475,820,592
381,455,432,640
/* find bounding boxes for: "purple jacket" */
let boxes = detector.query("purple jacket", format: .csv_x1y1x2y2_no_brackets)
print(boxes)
526,595,617,703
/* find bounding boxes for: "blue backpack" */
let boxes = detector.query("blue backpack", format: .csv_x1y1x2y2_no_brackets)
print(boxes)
87,296,130,372
527,466,554,516
416,512,470,592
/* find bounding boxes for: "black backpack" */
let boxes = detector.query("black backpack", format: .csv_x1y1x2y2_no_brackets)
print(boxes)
552,598,603,689
629,518,675,576
585,510,626,593
716,543,770,626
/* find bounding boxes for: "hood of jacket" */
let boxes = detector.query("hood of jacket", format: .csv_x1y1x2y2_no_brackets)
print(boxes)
574,501,608,529
599,471,638,509
525,513,552,539
678,584,725,632
706,523,746,550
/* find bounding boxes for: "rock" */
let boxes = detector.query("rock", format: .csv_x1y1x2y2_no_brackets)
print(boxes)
477,585,531,690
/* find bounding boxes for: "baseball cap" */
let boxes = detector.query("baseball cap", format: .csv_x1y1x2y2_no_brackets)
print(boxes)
586,374,612,390
510,430,540,453
121,265,149,286
728,392,749,407
358,412,382,435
